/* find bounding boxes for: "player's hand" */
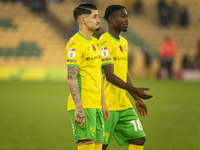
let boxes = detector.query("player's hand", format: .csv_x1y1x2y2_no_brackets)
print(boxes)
75,108,85,127
131,87,153,99
135,99,148,117
102,104,110,121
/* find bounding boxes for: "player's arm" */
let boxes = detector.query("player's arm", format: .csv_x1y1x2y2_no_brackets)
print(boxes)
102,64,153,99
67,66,85,127
127,73,148,117
101,73,110,121
127,73,140,101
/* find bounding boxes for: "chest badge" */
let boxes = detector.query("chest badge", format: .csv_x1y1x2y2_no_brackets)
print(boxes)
68,48,76,58
101,46,109,57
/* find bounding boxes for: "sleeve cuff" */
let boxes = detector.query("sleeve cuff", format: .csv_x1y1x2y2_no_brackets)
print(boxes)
101,62,114,67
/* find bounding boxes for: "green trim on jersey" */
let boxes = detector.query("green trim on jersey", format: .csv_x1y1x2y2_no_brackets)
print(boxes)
67,64,79,67
101,68,105,79
101,62,114,79
101,62,114,67
77,70,82,98
78,32,92,41
107,32,121,42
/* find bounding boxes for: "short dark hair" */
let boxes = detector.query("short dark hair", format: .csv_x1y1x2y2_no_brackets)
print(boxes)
103,5,125,21
73,3,97,20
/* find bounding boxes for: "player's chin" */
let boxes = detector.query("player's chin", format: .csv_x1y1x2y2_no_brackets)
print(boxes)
122,28,128,32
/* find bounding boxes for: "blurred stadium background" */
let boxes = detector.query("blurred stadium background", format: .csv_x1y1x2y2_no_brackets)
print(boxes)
0,0,200,150
0,0,200,80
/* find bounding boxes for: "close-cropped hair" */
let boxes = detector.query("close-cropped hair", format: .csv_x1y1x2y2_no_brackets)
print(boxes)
103,5,126,21
73,3,97,20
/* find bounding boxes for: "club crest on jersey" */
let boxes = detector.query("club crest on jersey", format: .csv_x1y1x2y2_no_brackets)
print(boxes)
92,45,96,51
68,48,76,58
119,45,123,52
101,47,109,57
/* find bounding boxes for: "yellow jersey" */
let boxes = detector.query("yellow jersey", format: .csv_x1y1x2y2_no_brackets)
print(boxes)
100,32,132,111
65,32,102,111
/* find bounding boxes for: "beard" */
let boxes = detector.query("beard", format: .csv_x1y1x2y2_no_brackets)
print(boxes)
122,28,128,32
95,27,100,31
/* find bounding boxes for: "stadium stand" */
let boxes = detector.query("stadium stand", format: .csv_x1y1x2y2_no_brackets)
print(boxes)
128,0,200,72
0,0,199,80
0,1,66,69
47,0,78,31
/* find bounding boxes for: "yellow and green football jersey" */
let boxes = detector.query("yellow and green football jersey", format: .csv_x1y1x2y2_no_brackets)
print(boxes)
100,32,132,111
65,32,102,111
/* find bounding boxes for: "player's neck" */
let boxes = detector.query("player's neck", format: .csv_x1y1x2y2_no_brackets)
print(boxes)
108,28,120,39
79,29,93,39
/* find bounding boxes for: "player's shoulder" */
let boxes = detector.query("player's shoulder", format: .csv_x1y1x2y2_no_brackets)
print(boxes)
99,32,111,41
65,33,81,54
68,33,80,43
119,35,128,43
66,33,83,49
99,32,113,47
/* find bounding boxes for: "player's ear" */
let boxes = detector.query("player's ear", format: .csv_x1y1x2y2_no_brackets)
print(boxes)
80,16,86,24
108,17,114,24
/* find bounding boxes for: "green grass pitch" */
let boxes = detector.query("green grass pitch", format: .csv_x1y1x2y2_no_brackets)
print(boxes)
0,80,200,150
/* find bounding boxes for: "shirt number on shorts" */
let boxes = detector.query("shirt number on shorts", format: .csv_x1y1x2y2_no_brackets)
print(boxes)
130,119,143,132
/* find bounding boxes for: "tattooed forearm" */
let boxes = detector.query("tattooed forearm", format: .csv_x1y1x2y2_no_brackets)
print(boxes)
67,66,85,119
67,66,85,124
67,66,82,107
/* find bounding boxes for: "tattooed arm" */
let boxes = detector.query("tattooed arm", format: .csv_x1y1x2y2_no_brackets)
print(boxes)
67,66,85,127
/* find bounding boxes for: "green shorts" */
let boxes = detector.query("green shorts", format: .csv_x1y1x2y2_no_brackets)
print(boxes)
103,107,146,146
69,109,104,143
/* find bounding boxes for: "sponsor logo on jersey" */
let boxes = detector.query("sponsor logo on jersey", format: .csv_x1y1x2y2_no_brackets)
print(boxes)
102,58,111,62
69,43,76,46
113,56,127,61
86,55,101,61
101,46,109,57
92,44,96,51
86,47,90,51
68,48,76,58
100,41,107,45
66,60,76,63
119,45,123,52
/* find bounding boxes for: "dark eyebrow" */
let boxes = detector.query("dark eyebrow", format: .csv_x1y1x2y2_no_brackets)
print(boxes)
120,14,128,17
119,11,128,16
